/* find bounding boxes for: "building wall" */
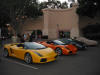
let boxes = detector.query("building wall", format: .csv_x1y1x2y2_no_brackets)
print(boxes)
43,4,79,39
20,16,43,34
19,4,100,39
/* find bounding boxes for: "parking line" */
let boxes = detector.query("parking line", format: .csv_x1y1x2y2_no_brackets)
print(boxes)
1,58,39,70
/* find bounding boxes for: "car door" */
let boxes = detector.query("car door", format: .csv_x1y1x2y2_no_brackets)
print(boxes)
14,46,26,60
10,45,26,60
10,45,18,57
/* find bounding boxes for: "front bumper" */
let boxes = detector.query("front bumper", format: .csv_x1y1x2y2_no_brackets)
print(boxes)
63,49,77,55
33,55,58,63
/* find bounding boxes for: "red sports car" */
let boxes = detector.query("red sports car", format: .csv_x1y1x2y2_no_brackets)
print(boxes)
39,40,77,55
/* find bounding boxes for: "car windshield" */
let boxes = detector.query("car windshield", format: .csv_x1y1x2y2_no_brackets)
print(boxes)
59,39,71,44
24,42,46,50
53,40,66,45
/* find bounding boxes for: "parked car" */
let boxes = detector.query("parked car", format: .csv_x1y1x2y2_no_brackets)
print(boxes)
76,37,98,46
59,38,87,50
3,42,57,64
40,40,77,55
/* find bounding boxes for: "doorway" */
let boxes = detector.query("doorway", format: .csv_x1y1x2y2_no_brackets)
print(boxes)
31,30,42,39
59,31,70,38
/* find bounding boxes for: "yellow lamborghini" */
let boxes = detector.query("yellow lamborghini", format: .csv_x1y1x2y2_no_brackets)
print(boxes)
3,42,57,64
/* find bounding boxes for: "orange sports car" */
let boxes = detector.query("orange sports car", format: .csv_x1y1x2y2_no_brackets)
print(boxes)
40,40,77,55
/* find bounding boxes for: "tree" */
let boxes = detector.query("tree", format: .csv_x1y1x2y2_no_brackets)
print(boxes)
0,7,11,28
24,0,39,18
61,2,68,9
38,2,48,15
77,0,100,18
0,0,40,29
40,0,68,9
0,0,26,28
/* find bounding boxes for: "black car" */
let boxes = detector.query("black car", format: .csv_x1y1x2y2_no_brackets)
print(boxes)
59,38,87,50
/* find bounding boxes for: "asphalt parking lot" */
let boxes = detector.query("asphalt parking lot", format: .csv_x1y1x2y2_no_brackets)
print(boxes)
0,40,100,75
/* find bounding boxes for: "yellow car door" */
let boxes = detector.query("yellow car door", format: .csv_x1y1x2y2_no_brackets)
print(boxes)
13,46,27,60
10,45,18,57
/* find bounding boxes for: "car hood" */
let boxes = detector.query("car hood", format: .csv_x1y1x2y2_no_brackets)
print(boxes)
32,48,57,57
65,44,77,50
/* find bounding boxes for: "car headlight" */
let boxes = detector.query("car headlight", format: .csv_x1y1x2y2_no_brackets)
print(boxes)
34,51,43,57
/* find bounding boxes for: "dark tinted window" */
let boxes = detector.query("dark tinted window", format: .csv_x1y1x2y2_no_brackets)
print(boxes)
46,41,53,44
17,44,24,48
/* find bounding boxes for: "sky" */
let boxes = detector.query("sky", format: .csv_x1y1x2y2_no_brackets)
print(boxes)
38,0,70,3
38,0,78,3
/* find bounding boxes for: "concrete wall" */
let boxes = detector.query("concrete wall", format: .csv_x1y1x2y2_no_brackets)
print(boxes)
43,4,79,39
20,16,43,34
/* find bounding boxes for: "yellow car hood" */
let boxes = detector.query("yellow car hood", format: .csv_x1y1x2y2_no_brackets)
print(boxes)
32,48,56,57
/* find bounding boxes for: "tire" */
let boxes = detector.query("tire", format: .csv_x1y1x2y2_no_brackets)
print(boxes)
24,53,32,64
3,49,9,57
55,48,62,56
